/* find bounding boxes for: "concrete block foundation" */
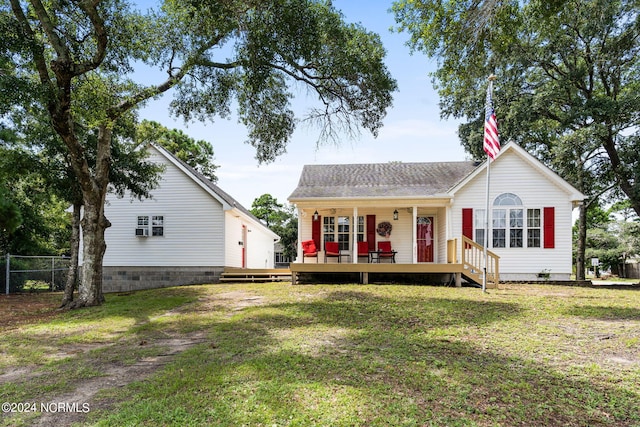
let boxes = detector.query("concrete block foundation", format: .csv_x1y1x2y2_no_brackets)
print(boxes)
101,266,224,293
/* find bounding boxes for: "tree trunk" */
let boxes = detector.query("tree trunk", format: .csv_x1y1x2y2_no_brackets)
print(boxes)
60,200,81,307
75,198,109,307
601,134,640,217
57,124,113,309
15,1,115,308
576,202,587,281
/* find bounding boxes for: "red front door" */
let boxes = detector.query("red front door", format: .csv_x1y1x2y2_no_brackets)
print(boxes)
417,216,434,263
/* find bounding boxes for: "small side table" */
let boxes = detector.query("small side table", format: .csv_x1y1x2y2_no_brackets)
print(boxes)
369,250,396,263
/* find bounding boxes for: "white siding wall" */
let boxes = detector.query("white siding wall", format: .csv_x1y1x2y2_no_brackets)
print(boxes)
100,147,225,266
297,210,312,262
452,154,575,279
377,208,412,263
247,222,276,269
224,212,276,269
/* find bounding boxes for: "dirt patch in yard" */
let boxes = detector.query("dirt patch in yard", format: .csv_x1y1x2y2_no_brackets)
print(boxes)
0,290,261,427
0,293,62,328
26,334,207,427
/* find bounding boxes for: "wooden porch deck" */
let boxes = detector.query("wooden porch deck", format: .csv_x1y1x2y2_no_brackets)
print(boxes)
220,268,292,282
220,238,498,288
290,237,499,288
289,262,469,286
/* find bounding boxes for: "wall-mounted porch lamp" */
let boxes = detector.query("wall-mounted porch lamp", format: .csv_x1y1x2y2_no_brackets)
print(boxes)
313,210,319,221
393,209,399,220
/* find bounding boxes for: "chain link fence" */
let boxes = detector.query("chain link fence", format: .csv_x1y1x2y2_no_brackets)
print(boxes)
1,254,71,294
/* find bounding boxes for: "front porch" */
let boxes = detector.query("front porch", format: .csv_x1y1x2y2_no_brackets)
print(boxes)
290,261,463,285
291,237,499,287
295,204,454,265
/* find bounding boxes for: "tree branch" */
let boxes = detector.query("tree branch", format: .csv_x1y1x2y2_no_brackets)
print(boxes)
74,0,108,75
192,58,243,70
112,36,231,118
28,0,70,62
9,0,51,87
266,61,345,104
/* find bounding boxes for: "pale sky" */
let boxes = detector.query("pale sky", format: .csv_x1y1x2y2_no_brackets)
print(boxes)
136,1,468,210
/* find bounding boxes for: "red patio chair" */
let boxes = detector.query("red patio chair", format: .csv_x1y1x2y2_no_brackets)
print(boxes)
357,241,370,263
324,241,342,263
301,240,318,263
377,241,396,263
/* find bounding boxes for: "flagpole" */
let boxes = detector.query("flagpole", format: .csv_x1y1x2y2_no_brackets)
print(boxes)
483,75,497,293
483,151,490,293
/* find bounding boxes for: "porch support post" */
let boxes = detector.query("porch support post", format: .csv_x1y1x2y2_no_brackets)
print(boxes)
353,207,358,263
446,203,453,245
362,272,369,284
296,207,303,263
455,272,462,287
412,206,418,263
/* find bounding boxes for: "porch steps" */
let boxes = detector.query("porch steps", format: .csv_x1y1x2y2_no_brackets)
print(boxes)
461,236,499,289
462,269,483,286
220,268,291,283
461,268,500,288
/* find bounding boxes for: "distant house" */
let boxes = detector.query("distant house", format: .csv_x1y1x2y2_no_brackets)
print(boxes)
80,143,280,292
288,142,584,285
274,241,293,268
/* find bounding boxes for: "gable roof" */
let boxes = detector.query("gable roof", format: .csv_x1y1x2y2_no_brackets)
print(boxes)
450,141,585,202
150,144,278,237
288,141,585,203
288,161,481,200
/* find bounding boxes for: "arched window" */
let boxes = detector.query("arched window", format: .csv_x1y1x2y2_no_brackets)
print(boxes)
493,193,523,206
470,193,543,249
492,193,524,248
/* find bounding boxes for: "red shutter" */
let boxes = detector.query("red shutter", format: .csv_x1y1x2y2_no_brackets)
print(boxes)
312,215,321,250
543,207,555,248
462,209,473,239
366,215,376,251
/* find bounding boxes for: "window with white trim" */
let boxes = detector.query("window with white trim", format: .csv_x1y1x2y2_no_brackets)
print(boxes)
509,208,523,247
323,216,364,250
492,209,507,248
337,216,350,251
152,216,164,236
492,193,537,248
474,209,485,246
527,209,541,247
137,215,164,237
357,216,365,242
275,252,290,264
137,215,149,227
323,216,335,245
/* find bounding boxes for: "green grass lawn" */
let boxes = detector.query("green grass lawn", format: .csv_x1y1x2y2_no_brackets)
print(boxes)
1,283,639,426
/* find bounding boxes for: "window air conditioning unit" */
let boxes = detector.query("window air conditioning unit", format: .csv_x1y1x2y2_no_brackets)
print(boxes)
135,227,149,237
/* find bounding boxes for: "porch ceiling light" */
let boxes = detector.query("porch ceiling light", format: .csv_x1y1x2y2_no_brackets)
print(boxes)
393,209,399,220
313,210,319,221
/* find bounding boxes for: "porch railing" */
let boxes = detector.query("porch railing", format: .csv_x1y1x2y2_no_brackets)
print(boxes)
447,239,458,263
460,236,499,288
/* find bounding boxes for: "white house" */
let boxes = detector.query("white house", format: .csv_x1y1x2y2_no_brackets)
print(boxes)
82,143,280,292
287,141,584,286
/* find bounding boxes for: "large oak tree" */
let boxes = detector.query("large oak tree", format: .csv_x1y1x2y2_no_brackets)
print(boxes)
393,0,639,210
2,0,397,307
393,0,640,279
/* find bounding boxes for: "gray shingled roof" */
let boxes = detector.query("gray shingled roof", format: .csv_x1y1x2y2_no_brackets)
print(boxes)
288,161,481,200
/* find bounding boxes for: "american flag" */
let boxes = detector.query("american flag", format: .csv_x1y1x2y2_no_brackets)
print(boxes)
483,82,500,160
